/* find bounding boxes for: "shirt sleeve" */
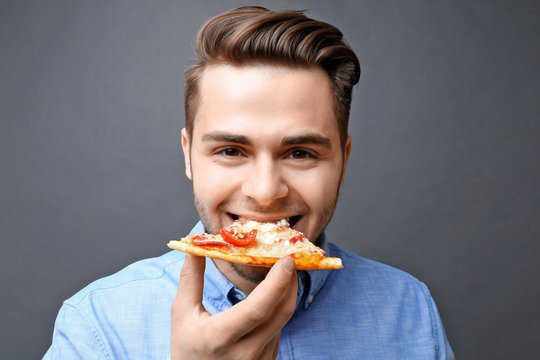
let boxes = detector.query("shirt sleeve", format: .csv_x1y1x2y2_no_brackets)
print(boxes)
43,303,110,360
422,284,455,360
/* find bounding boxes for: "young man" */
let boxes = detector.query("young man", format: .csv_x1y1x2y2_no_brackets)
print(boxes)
45,7,454,359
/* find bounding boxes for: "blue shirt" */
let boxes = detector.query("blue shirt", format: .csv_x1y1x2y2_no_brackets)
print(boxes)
44,222,454,359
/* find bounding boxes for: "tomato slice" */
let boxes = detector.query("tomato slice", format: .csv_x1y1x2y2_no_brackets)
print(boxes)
290,235,306,244
219,228,257,247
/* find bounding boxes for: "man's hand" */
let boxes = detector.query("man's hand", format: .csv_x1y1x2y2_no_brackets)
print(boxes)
171,254,298,360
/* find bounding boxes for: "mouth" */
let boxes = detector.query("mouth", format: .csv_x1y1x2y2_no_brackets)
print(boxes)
229,213,302,228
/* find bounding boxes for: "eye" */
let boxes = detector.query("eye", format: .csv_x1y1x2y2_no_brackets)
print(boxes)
287,149,315,160
217,147,243,157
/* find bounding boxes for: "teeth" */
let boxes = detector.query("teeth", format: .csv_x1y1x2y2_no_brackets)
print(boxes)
230,214,299,225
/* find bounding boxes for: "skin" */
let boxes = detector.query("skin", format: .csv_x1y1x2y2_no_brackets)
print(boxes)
172,64,351,359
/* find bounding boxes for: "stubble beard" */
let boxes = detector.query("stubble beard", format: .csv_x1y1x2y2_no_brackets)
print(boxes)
192,186,341,285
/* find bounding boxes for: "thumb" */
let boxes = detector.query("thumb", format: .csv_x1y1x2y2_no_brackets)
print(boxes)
174,254,206,309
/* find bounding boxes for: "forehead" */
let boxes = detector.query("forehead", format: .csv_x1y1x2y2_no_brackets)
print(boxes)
193,64,339,143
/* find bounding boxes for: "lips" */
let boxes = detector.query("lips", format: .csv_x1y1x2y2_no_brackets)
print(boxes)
228,213,302,228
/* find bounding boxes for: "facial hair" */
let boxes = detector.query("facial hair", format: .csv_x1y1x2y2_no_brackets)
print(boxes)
189,146,345,286
192,185,341,285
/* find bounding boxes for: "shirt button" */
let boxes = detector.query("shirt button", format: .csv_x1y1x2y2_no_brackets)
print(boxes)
307,294,314,304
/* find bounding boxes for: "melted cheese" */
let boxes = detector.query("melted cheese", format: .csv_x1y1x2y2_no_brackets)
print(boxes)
184,219,324,258
241,219,292,245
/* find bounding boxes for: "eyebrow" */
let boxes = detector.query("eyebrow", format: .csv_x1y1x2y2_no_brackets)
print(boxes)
201,131,332,148
201,132,253,145
281,134,332,148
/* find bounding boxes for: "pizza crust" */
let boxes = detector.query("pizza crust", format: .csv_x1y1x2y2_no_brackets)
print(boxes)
167,240,343,270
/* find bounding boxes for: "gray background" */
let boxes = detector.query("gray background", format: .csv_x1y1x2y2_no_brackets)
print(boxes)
1,0,538,359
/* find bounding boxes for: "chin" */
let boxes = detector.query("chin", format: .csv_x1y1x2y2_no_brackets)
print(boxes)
229,262,270,284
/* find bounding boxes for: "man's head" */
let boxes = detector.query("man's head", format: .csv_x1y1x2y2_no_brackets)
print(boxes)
181,7,359,288
184,6,360,150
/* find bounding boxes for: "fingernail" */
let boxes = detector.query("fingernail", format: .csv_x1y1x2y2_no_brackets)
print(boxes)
282,256,295,274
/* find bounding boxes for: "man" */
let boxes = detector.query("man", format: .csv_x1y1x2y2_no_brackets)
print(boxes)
45,7,454,359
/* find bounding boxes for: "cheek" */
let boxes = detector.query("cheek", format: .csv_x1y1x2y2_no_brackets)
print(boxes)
191,155,240,202
288,163,343,204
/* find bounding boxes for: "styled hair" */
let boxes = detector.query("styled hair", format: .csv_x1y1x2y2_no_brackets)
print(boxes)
184,6,360,147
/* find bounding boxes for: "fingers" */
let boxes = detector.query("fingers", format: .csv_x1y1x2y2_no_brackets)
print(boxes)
246,256,296,317
246,268,297,346
175,254,206,309
171,254,207,360
215,257,297,340
171,256,297,360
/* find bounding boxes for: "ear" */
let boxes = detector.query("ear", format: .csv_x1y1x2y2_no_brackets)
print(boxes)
181,128,192,180
340,136,352,186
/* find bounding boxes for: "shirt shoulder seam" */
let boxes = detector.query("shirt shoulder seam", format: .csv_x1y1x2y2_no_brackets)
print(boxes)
419,282,441,355
62,302,112,359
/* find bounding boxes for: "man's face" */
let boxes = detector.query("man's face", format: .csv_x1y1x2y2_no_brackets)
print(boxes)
182,64,351,283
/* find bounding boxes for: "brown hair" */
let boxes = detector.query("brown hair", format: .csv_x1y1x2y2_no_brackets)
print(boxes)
184,6,360,148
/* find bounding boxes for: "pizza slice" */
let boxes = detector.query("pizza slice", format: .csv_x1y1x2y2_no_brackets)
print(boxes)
167,219,342,270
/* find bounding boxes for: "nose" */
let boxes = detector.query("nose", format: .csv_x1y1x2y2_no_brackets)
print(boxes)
241,155,288,207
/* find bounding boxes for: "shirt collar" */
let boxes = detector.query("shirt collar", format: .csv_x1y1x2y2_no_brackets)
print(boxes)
189,221,331,311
